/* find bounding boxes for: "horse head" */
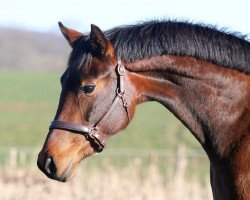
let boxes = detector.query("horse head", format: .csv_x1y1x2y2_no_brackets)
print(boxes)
37,23,137,181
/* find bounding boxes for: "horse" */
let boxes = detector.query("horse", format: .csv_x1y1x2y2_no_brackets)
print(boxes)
37,20,250,199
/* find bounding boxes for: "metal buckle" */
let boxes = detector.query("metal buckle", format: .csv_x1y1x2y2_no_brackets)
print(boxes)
117,63,126,76
88,127,105,152
116,88,124,96
89,127,99,139
116,88,128,107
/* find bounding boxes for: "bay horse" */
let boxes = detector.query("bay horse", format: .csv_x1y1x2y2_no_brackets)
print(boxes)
37,20,250,199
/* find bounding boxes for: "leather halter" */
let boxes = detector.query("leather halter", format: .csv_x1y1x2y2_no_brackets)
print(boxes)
49,58,130,153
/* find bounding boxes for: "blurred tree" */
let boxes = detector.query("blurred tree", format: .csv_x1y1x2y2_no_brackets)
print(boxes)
0,27,70,71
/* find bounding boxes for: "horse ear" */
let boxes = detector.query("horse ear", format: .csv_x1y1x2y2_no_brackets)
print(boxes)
90,24,115,57
58,22,83,47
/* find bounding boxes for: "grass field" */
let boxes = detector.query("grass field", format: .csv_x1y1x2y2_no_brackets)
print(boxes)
0,72,202,149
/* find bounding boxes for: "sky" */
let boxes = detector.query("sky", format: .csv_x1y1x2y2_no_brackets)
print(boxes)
1,0,250,38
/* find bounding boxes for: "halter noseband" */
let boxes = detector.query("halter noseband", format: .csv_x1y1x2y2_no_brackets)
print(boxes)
49,58,130,153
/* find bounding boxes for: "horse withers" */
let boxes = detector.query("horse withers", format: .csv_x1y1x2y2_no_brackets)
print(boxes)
37,20,250,199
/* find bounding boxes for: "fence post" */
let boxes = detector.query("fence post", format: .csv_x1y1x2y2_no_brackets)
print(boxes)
9,147,17,168
20,151,26,167
173,144,188,199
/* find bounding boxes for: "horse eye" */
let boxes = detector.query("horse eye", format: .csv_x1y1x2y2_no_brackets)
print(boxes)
80,84,96,94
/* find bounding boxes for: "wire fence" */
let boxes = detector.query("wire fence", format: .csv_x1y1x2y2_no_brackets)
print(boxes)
0,146,207,164
0,146,212,200
0,146,209,175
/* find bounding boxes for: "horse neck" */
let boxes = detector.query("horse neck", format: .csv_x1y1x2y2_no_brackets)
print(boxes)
126,55,250,158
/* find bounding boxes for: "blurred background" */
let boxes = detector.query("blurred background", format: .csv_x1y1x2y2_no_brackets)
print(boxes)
0,0,249,199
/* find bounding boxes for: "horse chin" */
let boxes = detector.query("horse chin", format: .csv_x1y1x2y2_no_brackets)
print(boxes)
58,151,95,182
57,161,77,182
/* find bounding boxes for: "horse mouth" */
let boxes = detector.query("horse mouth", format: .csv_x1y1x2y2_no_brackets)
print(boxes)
37,158,75,182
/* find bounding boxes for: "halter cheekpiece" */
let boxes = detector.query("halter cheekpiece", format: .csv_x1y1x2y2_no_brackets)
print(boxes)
49,58,129,152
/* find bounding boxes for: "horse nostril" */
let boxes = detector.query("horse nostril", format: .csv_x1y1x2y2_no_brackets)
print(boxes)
45,157,57,175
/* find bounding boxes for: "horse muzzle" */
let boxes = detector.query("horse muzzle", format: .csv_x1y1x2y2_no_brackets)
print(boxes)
37,129,94,182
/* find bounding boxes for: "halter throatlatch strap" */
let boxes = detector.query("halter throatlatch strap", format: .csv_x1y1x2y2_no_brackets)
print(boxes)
49,58,130,153
117,58,130,121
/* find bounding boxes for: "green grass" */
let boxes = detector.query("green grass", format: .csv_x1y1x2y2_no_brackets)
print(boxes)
0,72,201,149
0,72,60,146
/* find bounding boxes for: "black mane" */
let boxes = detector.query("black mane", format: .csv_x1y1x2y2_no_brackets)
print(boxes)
104,20,250,74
